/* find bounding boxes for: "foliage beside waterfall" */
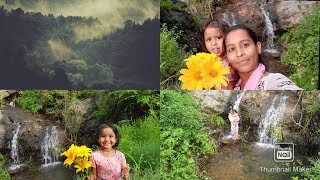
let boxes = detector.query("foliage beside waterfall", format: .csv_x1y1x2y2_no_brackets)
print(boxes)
278,6,320,90
17,90,159,143
91,90,159,123
0,153,10,180
160,90,216,179
292,152,320,180
160,25,189,89
11,90,160,179
117,116,160,179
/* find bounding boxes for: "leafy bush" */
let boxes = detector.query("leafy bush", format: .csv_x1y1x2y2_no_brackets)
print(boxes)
278,6,319,89
117,116,160,176
160,90,216,179
160,0,180,11
303,158,320,179
301,91,320,132
92,90,160,123
204,113,226,126
160,25,189,89
292,152,320,180
0,153,10,180
18,90,54,113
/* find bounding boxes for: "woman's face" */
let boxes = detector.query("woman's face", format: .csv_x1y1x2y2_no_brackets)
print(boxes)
225,29,261,74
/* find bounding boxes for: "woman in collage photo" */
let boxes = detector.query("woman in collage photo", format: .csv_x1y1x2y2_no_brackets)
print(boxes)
0,0,319,180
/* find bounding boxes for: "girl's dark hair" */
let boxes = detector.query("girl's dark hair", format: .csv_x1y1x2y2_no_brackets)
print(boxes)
202,20,229,52
224,24,263,64
96,124,121,148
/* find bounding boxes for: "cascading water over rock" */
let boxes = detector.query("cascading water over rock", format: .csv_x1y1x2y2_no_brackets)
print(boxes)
257,95,288,148
41,125,60,167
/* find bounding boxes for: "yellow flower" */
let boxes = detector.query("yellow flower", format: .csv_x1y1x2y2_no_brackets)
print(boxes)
77,145,92,158
61,144,78,167
201,58,230,90
74,157,92,173
195,52,217,61
179,57,210,90
179,53,230,90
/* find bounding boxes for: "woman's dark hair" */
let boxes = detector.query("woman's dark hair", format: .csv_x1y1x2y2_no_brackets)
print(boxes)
202,20,229,52
225,24,259,44
96,124,121,148
224,24,263,64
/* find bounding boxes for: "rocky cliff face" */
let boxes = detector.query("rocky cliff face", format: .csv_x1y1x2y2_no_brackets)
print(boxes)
164,0,319,51
189,90,319,153
0,106,68,165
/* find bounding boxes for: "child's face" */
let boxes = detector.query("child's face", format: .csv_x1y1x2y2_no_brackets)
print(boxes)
98,127,117,150
204,27,225,57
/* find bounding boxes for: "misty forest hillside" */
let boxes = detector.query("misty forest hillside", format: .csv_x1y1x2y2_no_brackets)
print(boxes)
0,5,159,89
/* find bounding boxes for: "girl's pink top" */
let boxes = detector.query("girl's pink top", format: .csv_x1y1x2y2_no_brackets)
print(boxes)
228,113,240,124
221,56,239,90
90,149,126,180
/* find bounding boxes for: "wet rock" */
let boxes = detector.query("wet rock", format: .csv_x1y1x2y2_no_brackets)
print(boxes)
0,106,68,165
160,0,203,52
189,91,233,114
0,90,17,99
275,0,320,30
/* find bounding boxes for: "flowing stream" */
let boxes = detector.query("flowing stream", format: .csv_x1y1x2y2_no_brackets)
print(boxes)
259,0,278,53
41,125,61,167
222,11,237,26
8,123,24,171
257,95,288,148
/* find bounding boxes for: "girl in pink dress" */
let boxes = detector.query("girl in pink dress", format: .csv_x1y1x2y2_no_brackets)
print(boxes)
228,109,240,140
202,20,239,90
89,124,129,180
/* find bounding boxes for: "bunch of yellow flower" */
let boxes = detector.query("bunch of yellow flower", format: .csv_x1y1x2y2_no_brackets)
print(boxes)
61,144,92,179
179,53,230,90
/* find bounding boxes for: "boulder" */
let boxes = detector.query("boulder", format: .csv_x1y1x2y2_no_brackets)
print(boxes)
0,90,17,99
275,0,320,30
0,106,68,165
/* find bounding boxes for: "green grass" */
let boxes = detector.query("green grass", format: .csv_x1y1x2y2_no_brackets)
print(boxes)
278,6,320,89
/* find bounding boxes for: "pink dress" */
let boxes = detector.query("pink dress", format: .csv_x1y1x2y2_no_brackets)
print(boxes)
228,113,240,140
221,56,239,90
90,150,127,180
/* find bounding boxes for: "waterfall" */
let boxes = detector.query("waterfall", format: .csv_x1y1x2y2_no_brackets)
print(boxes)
259,1,278,53
8,123,24,170
257,95,288,148
222,11,237,26
233,91,246,113
41,126,60,167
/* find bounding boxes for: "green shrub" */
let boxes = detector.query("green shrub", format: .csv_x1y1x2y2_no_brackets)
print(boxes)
160,0,179,11
292,152,320,180
160,25,189,89
118,116,160,171
18,90,54,113
204,113,226,126
92,90,160,123
278,6,319,89
301,91,320,132
0,153,10,180
160,90,216,179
